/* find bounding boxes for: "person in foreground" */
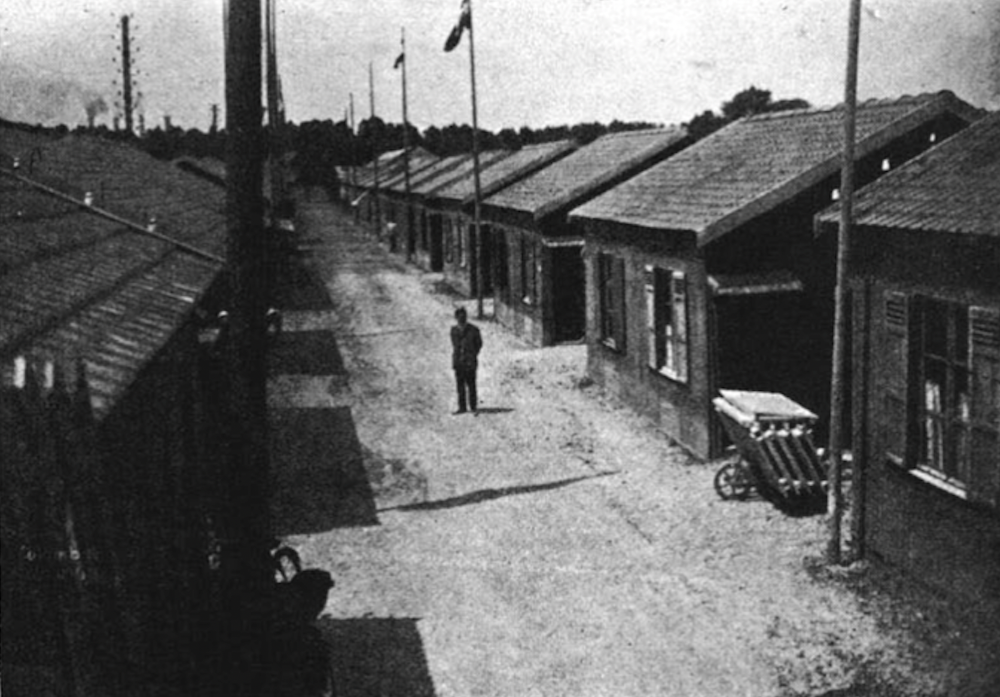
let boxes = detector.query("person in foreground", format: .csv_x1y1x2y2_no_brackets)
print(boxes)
450,307,482,415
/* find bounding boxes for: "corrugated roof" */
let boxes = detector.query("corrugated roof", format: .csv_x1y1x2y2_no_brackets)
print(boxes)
434,140,578,208
1,128,226,418
485,128,688,219
570,91,981,246
20,135,228,256
174,156,227,187
398,150,512,197
365,150,439,190
381,153,469,194
0,124,53,167
815,110,1000,238
417,150,511,199
354,146,435,187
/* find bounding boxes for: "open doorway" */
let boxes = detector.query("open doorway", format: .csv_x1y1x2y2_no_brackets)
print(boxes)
551,244,585,343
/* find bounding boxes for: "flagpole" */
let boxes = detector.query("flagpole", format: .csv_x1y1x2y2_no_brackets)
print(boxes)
827,0,862,566
369,61,381,239
468,0,484,319
349,92,357,213
401,27,413,262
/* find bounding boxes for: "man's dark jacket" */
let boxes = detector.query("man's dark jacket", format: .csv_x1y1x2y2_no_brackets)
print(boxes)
451,322,482,371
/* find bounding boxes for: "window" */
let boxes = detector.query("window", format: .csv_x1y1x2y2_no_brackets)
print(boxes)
444,218,454,263
459,223,467,268
598,253,626,351
520,235,538,305
644,266,688,383
920,299,971,481
880,291,1000,504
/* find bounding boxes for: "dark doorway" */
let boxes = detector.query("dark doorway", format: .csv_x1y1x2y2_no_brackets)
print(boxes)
429,214,444,271
714,291,833,445
551,244,586,343
471,224,494,296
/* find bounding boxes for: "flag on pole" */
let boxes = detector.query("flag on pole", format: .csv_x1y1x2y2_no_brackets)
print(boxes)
394,52,405,69
443,0,471,52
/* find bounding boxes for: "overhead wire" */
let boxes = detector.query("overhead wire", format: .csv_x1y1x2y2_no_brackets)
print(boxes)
1,166,225,265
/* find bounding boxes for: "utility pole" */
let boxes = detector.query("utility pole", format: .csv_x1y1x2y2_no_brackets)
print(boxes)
210,103,220,134
224,0,269,598
827,0,862,566
119,15,134,134
265,0,285,210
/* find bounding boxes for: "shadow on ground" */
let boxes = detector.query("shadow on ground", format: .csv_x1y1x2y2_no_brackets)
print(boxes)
273,251,334,312
381,471,618,513
268,330,346,376
469,406,513,415
270,406,379,535
319,617,436,697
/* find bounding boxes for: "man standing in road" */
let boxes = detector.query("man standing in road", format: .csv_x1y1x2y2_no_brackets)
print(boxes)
450,307,482,415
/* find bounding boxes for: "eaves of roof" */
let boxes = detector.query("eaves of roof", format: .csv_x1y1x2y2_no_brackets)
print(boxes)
533,130,690,221
454,141,579,208
696,91,984,246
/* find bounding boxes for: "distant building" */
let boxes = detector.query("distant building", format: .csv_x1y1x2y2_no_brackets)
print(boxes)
815,111,1000,603
344,147,434,233
377,152,487,265
367,149,438,252
430,141,577,298
482,129,690,346
570,92,981,459
406,150,511,272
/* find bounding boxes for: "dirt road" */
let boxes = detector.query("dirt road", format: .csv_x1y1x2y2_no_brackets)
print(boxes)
266,192,995,697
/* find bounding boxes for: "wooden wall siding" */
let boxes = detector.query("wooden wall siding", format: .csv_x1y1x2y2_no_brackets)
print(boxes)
1,332,227,694
703,176,847,441
577,127,949,460
584,225,713,458
494,226,546,346
441,212,474,297
853,264,1000,602
850,228,1000,298
409,205,446,272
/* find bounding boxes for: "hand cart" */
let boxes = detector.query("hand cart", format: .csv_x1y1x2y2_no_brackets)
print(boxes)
712,390,828,509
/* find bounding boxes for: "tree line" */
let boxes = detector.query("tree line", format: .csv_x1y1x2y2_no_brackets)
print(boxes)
5,86,808,192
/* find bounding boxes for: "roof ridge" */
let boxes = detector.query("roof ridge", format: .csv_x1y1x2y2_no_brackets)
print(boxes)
744,90,958,122
519,139,575,150
595,127,680,140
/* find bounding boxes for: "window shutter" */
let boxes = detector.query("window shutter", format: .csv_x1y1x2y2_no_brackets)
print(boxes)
598,254,613,345
671,270,688,383
644,266,657,370
968,306,1000,507
614,257,627,351
882,291,911,465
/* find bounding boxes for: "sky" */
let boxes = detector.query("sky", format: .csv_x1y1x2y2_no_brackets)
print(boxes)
2,0,998,133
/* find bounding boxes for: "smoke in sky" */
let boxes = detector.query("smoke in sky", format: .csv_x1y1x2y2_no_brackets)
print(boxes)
988,6,1000,104
0,62,109,127
84,95,109,127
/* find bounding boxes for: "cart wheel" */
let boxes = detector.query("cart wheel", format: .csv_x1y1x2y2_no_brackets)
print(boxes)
714,461,752,501
273,546,302,582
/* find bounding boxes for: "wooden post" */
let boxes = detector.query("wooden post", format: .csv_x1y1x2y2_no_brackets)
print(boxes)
265,0,284,210
827,0,862,566
369,62,381,239
224,0,269,589
120,16,134,135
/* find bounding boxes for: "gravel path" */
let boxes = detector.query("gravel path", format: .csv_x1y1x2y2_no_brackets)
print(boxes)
267,192,997,697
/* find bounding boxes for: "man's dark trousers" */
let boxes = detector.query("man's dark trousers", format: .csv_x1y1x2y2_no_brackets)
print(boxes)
455,367,477,413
